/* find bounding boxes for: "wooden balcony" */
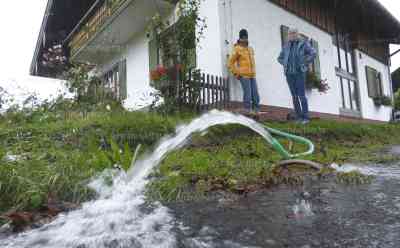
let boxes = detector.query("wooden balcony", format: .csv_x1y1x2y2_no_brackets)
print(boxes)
68,0,131,57
67,0,178,63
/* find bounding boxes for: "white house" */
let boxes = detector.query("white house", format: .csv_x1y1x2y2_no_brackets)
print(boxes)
31,0,400,122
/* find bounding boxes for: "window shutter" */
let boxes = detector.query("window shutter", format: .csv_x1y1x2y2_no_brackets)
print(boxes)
377,72,383,97
280,25,289,47
366,66,380,98
311,39,321,78
119,59,127,100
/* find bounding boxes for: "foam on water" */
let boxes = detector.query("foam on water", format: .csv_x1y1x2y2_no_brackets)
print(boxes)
330,163,400,179
292,199,314,218
1,110,274,248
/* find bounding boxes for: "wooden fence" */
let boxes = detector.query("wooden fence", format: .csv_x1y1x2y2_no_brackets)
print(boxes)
178,71,230,111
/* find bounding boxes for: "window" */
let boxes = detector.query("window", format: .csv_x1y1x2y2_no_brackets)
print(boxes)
103,60,127,100
365,66,383,98
280,25,320,77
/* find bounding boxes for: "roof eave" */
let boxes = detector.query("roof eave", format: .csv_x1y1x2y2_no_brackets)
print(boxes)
29,0,54,76
370,0,400,42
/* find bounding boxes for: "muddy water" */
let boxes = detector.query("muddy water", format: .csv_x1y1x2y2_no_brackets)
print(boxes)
170,164,400,248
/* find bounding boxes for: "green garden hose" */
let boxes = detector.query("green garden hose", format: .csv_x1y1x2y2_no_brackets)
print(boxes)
263,125,315,160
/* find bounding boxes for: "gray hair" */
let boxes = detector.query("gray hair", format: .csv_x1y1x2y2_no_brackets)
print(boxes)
288,28,299,34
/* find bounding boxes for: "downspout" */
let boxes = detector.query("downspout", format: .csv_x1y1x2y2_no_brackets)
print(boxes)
389,46,400,120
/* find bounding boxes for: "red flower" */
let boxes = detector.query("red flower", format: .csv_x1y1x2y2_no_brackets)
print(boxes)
175,64,183,71
156,65,167,76
150,70,161,81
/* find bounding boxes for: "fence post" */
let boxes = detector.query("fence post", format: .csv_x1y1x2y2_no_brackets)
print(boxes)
207,74,211,110
223,78,228,109
201,73,206,111
216,76,220,110
226,78,231,109
188,69,193,106
219,76,223,110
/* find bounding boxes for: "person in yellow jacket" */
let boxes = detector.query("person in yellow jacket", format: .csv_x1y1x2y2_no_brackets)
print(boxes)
228,29,260,113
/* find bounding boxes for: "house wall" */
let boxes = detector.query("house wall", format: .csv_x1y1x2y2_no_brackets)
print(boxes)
355,50,392,121
222,0,341,115
196,0,224,76
220,0,392,121
93,0,392,121
98,30,154,110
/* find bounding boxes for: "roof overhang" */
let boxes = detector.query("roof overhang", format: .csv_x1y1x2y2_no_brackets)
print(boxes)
29,0,54,76
365,0,400,43
30,0,97,77
342,0,400,44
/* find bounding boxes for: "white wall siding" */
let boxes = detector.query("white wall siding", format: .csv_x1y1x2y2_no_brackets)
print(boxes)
355,50,392,122
98,30,153,110
221,0,341,115
196,0,224,76
93,0,393,121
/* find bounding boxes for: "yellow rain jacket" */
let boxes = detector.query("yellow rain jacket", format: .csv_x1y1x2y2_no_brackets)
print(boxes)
228,44,256,78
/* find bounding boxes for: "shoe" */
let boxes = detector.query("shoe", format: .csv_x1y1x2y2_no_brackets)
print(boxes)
294,119,302,124
249,110,258,115
301,119,310,125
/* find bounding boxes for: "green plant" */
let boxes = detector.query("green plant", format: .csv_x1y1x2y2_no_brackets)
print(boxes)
336,171,374,185
64,63,124,114
306,71,329,93
146,0,207,114
373,95,392,107
394,89,400,110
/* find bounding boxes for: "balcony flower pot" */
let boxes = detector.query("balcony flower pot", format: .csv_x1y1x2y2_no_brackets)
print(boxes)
306,71,329,94
373,95,392,107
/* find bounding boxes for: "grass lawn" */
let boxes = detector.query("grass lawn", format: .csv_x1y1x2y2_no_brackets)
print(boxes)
1,109,400,220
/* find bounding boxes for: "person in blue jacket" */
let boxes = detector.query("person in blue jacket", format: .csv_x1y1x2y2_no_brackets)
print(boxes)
278,28,316,124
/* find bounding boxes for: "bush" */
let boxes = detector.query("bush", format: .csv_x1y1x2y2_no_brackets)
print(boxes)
373,95,392,107
306,71,329,93
394,89,400,110
0,106,181,214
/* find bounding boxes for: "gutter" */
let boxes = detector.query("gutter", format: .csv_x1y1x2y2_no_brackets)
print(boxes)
29,0,54,76
370,0,400,33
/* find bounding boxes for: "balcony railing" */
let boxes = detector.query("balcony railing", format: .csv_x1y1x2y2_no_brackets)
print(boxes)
68,0,130,56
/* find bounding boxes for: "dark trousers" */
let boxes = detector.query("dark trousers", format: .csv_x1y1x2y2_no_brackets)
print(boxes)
286,72,309,120
239,77,260,112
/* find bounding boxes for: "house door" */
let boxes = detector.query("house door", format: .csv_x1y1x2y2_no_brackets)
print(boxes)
334,33,361,117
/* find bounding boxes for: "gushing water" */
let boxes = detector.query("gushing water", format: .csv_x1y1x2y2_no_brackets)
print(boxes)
1,110,275,248
292,199,314,218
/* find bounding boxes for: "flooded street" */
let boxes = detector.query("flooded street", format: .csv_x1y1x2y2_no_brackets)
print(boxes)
170,164,400,248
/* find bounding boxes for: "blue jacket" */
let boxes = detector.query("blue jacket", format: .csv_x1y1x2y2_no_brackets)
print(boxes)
278,39,317,74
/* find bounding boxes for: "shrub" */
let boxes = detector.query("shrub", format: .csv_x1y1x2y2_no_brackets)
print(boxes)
394,89,400,110
373,95,392,107
306,71,329,93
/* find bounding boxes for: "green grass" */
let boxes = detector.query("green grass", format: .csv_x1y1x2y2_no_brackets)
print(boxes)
0,110,185,216
147,120,400,202
1,109,400,218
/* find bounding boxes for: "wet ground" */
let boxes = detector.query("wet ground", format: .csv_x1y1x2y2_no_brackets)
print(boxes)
169,164,400,248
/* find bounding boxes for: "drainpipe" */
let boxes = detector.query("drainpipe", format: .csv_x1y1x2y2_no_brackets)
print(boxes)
388,46,400,96
389,46,400,120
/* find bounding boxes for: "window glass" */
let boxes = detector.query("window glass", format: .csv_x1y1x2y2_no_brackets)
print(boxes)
365,66,383,98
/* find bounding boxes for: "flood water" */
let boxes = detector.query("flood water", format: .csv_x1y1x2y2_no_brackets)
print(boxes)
170,164,400,248
1,111,400,248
